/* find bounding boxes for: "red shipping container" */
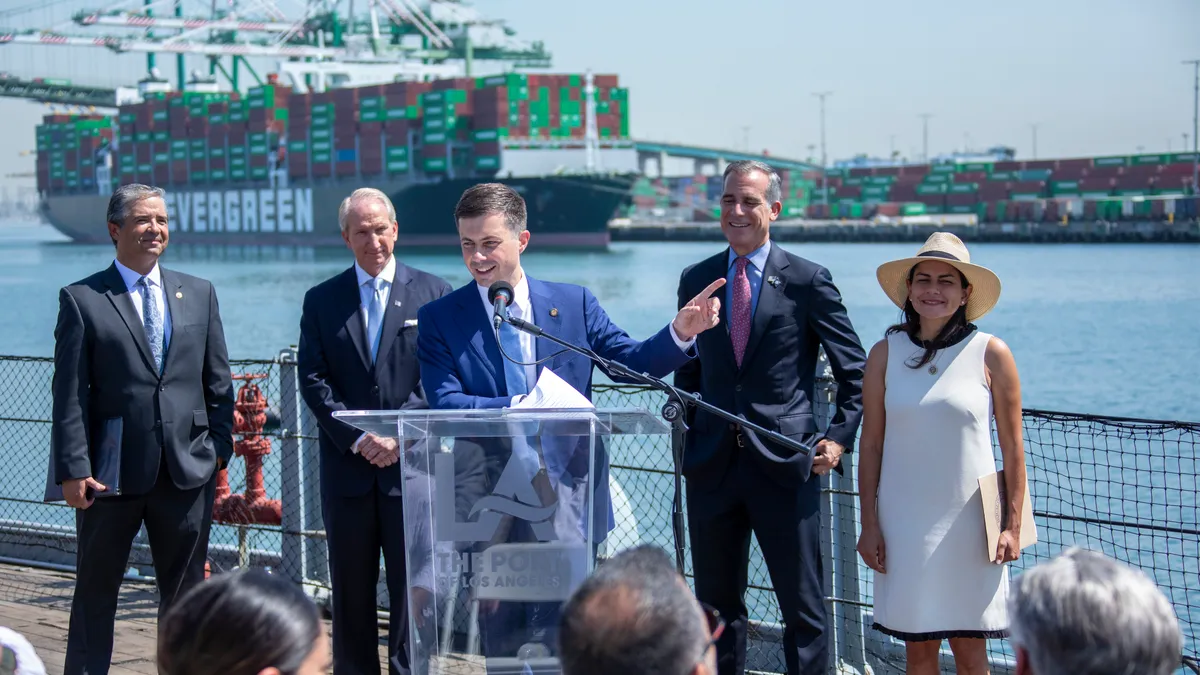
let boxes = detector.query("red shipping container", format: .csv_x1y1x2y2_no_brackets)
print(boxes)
1113,175,1152,190
873,166,901,177
946,193,978,206
288,161,309,178
1022,160,1056,171
422,143,447,159
335,160,356,177
360,155,383,175
1085,165,1123,179
848,167,873,178
594,74,619,89
876,202,901,217
474,141,502,155
312,163,331,178
1160,163,1196,176
954,171,988,183
979,183,1010,201
1010,180,1046,194
1079,177,1114,191
993,161,1021,172
836,185,862,199
1057,158,1093,172
888,185,918,202
210,157,228,170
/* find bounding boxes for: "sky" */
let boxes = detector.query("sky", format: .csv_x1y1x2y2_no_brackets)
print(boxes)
0,0,1197,188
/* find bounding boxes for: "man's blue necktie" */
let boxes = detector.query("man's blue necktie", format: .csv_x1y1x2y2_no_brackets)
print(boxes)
365,277,385,363
137,276,164,374
499,307,528,397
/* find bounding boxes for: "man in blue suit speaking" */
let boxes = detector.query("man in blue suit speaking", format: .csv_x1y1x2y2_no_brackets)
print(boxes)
417,182,725,660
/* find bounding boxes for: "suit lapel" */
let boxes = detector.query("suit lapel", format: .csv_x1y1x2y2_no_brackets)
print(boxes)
103,263,157,375
340,267,372,371
697,252,735,362
160,268,185,375
456,283,501,384
528,278,563,379
374,262,412,372
741,243,789,368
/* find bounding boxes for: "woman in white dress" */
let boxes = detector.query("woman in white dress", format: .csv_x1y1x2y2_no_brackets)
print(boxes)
856,232,1028,675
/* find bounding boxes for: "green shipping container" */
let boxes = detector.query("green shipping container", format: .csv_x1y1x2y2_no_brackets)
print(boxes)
230,157,247,168
311,129,332,141
172,150,188,161
424,157,447,172
250,167,269,179
948,204,976,214
154,152,170,164
424,131,448,144
360,97,384,110
229,170,246,180
961,162,993,173
360,110,382,122
385,147,409,160
475,155,501,171
949,183,979,194
472,128,510,142
1132,154,1169,166
384,106,418,120
989,171,1014,181
311,141,332,152
311,152,332,163
210,147,225,158
289,140,308,152
250,144,268,155
1051,180,1080,193
917,184,946,195
135,132,152,143
1093,156,1127,167
211,169,227,181
923,174,951,184
387,160,410,173
930,163,956,174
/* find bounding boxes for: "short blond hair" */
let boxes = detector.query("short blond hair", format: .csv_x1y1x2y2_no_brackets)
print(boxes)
338,188,397,233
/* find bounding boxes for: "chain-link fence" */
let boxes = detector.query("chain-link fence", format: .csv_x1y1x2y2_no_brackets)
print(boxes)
0,352,1197,674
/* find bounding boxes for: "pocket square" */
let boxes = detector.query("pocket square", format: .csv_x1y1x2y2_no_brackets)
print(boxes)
404,319,418,327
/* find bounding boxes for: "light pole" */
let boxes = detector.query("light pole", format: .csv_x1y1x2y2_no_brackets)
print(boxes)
1185,59,1200,194
919,113,933,162
813,91,832,204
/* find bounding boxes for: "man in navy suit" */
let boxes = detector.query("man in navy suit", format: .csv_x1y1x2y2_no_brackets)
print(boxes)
674,160,866,675
298,188,452,675
417,182,725,660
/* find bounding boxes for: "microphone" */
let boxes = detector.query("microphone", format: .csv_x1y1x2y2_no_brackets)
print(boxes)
487,280,515,329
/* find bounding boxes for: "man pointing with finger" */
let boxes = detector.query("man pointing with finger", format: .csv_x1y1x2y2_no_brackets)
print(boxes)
417,182,724,662
674,160,867,675
298,188,451,675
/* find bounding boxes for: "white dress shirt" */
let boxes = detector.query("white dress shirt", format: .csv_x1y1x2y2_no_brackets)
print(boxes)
113,258,172,351
477,275,537,402
355,254,396,332
477,274,696,406
351,255,395,455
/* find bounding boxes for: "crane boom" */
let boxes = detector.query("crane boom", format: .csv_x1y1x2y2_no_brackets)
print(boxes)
0,28,345,58
74,12,301,33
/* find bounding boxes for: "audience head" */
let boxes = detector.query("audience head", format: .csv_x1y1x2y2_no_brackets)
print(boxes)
1008,547,1182,675
559,544,721,675
157,569,330,675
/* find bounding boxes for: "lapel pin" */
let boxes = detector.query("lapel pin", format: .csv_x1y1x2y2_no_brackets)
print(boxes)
550,308,558,318
394,300,403,307
175,291,183,299
766,276,780,289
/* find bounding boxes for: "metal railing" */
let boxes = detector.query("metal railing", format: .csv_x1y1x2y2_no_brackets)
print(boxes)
0,350,1196,674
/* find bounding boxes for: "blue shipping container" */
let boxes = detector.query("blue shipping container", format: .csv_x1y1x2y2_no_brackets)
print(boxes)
337,149,357,163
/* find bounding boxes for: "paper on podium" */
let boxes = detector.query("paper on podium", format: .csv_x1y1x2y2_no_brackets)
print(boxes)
509,368,596,420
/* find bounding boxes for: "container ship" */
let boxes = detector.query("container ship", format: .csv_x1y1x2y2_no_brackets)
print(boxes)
35,70,639,248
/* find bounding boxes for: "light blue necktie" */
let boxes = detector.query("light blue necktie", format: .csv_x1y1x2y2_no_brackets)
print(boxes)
137,276,164,374
365,277,385,364
499,307,528,397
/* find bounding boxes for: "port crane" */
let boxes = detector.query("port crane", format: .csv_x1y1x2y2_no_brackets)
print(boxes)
0,0,552,100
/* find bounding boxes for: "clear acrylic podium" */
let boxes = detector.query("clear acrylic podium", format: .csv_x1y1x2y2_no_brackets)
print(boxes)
333,407,669,675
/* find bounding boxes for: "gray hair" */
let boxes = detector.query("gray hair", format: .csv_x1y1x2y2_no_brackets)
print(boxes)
454,183,527,236
338,187,397,233
1008,547,1182,675
106,183,165,227
723,159,782,205
559,545,709,675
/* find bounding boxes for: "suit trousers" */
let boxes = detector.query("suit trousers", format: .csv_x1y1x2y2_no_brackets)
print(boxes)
687,435,826,675
324,487,410,675
64,460,217,675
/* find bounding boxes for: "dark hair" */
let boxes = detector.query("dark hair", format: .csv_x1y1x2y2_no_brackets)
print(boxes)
559,545,709,675
723,159,782,204
454,182,527,235
106,183,166,247
885,262,972,369
157,569,322,675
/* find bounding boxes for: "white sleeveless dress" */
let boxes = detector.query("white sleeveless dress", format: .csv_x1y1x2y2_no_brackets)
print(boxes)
872,329,1009,640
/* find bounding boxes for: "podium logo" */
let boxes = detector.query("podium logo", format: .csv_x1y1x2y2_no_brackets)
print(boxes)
435,452,558,542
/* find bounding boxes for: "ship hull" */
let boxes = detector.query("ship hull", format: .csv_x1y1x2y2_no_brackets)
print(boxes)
42,173,636,248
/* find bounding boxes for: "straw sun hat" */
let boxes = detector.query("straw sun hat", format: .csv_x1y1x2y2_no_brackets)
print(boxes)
875,232,1001,322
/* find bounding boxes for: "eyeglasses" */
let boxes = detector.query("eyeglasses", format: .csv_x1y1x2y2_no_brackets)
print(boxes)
700,601,725,646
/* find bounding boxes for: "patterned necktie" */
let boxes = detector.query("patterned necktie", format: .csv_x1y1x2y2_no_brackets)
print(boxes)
730,257,752,367
366,277,385,363
137,276,164,374
499,305,529,397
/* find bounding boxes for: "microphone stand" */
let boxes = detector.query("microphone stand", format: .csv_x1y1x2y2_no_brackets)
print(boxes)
501,313,812,576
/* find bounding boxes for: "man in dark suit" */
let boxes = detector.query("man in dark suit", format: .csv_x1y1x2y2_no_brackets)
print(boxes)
417,182,725,662
48,183,235,675
298,187,452,675
674,160,867,675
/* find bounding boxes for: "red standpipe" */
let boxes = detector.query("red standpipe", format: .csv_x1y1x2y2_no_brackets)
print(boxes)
212,373,282,526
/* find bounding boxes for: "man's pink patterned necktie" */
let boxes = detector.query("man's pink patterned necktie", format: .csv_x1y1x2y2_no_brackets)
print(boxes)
731,256,751,367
